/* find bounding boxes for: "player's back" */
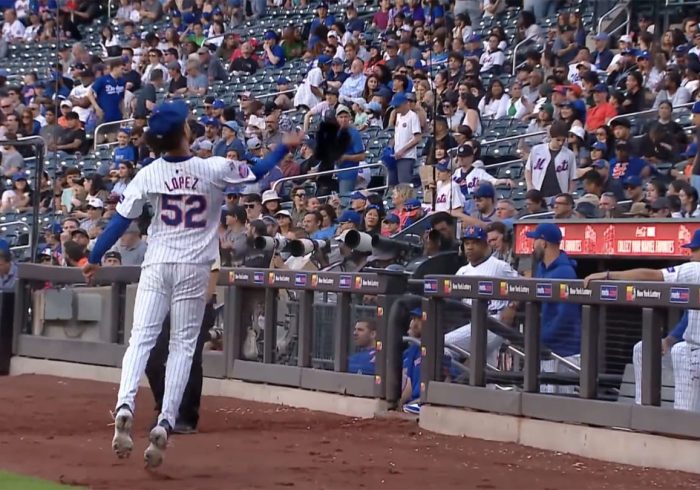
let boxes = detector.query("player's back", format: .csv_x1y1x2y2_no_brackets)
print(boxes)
122,156,231,266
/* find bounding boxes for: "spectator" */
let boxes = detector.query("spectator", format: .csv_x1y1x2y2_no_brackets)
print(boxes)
185,60,208,96
54,112,86,155
197,46,227,83
598,192,618,218
654,72,691,109
88,59,126,124
552,193,575,219
110,223,147,266
591,32,614,71
390,93,422,186
335,105,366,197
525,121,576,198
2,9,24,42
585,84,616,132
432,161,465,215
230,42,259,75
220,205,248,267
262,31,285,69
103,251,122,267
0,248,16,291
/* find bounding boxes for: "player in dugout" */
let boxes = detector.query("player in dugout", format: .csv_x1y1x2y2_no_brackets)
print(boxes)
584,229,700,412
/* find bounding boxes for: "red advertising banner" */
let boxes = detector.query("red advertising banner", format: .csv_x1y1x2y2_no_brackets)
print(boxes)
514,221,700,258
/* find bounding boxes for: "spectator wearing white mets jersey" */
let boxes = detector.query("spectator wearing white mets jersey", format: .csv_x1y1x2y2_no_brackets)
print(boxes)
433,161,465,216
452,144,513,201
525,121,577,199
479,34,505,74
445,225,518,367
584,229,700,412
82,100,302,468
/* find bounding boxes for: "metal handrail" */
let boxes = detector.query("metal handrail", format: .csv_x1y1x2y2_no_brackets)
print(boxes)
518,199,633,220
511,36,539,76
93,118,135,151
271,162,387,196
607,102,694,127
254,88,297,100
610,7,631,37
597,3,627,35
483,158,524,170
480,130,547,146
507,345,581,373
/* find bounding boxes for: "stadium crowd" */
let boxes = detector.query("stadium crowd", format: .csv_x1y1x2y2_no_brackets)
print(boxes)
1,0,700,412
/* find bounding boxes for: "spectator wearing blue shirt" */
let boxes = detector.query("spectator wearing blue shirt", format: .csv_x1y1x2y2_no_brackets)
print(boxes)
309,3,335,40
335,104,366,198
262,31,285,69
610,141,649,180
526,223,581,394
347,319,377,375
88,59,125,124
213,120,245,159
112,128,138,169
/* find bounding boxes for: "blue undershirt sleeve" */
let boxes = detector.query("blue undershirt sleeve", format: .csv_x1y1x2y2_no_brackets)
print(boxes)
670,311,689,340
88,213,132,265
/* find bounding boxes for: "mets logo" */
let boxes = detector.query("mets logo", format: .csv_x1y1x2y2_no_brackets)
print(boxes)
536,283,552,299
478,281,493,295
268,272,275,284
253,271,264,284
239,163,250,178
339,275,352,289
424,279,438,294
600,285,618,301
311,274,318,287
670,287,690,304
294,273,307,287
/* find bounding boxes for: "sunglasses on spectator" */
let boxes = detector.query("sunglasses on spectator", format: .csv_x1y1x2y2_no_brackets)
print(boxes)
244,203,256,209
295,192,306,198
553,200,570,206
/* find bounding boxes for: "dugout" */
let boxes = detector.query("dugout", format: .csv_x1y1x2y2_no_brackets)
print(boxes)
514,218,700,375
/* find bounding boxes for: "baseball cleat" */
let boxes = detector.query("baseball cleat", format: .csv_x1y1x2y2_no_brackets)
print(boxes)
112,405,134,459
144,420,171,469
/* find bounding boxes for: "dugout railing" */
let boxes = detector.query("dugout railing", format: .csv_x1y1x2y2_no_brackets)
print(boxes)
8,264,408,401
420,275,700,438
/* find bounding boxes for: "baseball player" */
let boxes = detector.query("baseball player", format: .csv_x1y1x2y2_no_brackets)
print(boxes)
144,253,220,434
584,229,700,411
82,100,303,468
445,225,518,367
526,223,581,394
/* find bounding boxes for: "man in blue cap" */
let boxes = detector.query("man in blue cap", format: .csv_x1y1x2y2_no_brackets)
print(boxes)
390,91,422,186
262,30,285,68
526,223,581,393
83,100,304,468
349,191,367,213
294,54,332,109
444,225,518,366
336,209,362,235
592,32,613,71
585,229,700,412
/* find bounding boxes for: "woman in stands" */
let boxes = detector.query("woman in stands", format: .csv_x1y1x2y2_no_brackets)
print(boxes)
677,185,700,218
361,74,381,103
1,174,33,214
100,25,121,58
459,92,481,138
558,101,583,130
478,79,509,120
593,124,616,160
318,205,337,239
110,161,135,198
503,82,530,121
162,28,182,52
646,180,667,207
18,108,40,137
433,70,448,104
84,174,110,206
361,205,383,236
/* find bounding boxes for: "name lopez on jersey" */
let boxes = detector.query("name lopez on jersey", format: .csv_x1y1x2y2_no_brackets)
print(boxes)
164,175,199,192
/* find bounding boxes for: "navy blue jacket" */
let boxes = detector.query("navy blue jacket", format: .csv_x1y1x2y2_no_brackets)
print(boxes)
535,252,581,357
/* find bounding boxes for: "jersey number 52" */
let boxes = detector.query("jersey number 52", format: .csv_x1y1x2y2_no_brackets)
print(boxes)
161,195,207,228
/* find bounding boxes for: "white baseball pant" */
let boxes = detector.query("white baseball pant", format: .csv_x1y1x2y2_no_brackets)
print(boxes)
540,354,580,394
671,341,700,411
444,323,503,368
116,263,210,428
632,340,674,405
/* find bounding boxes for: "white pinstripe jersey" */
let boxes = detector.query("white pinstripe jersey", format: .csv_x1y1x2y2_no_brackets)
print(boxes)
662,262,700,345
116,156,255,266
455,255,518,320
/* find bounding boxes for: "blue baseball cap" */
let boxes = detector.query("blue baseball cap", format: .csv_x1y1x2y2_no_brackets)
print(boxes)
338,210,362,225
148,100,189,137
263,30,277,41
409,307,422,317
591,141,607,152
594,83,609,93
367,101,382,113
223,120,239,132
45,222,62,235
682,229,700,250
692,101,700,114
592,158,609,169
462,225,487,241
350,191,367,201
474,184,495,199
276,77,290,85
594,32,609,41
375,86,393,98
623,175,642,187
224,185,240,195
525,223,562,244
171,9,182,17
383,213,400,224
390,92,409,107
12,173,27,182
183,11,196,23
404,198,422,211
212,99,225,109
317,54,332,65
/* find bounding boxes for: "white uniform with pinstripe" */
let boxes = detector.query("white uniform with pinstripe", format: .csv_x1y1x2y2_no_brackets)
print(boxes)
115,155,255,428
445,256,518,366
661,263,700,411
